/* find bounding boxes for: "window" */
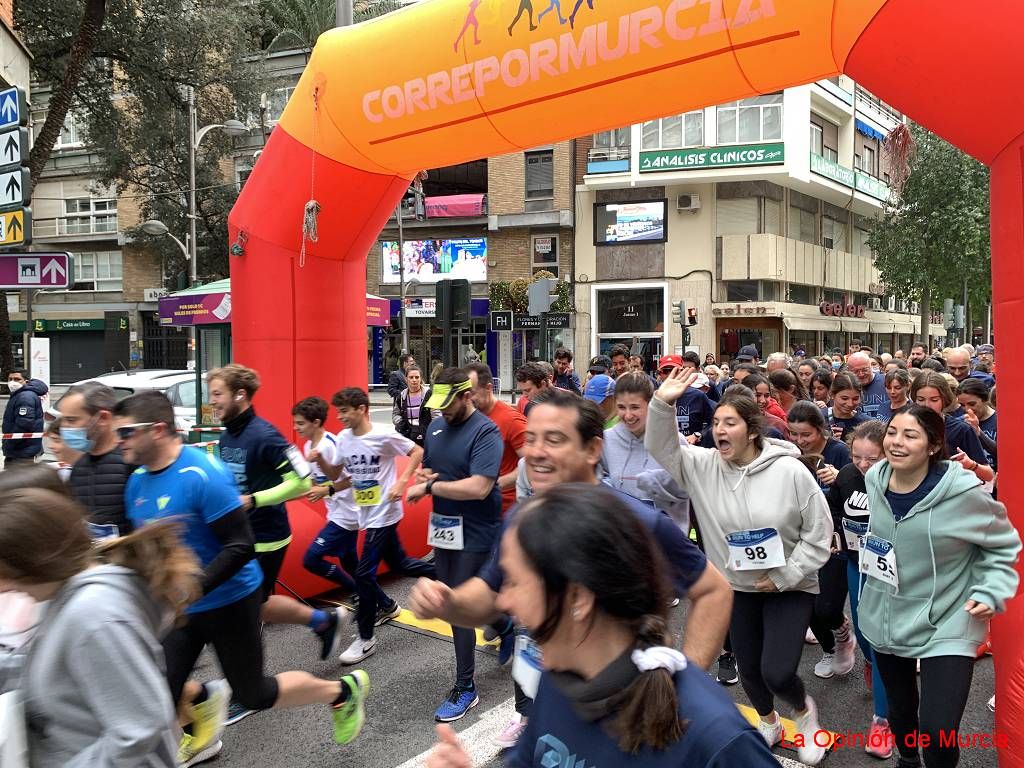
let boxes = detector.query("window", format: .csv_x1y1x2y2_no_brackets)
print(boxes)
236,166,252,191
823,289,845,305
641,111,703,150
63,198,117,234
531,235,559,278
57,112,84,148
810,123,823,155
70,250,122,291
717,94,783,144
859,146,877,176
593,127,630,149
788,190,818,245
596,287,663,334
265,87,296,123
726,280,759,302
822,203,848,250
853,214,874,258
787,284,816,304
525,150,554,199
716,182,784,237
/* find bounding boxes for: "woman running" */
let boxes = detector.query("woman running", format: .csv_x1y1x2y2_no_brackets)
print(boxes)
858,407,1020,768
909,371,992,484
879,368,912,422
0,487,200,768
426,485,780,768
956,378,996,470
646,370,833,765
810,369,834,409
797,359,819,390
768,369,808,415
828,372,872,441
826,420,892,759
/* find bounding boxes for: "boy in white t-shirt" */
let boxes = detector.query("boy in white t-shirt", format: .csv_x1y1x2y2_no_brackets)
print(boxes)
321,387,437,665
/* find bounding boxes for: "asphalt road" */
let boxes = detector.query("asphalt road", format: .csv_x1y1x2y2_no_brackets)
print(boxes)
203,573,999,768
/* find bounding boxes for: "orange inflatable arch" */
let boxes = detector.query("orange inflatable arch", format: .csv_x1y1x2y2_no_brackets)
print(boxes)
230,1,1024,757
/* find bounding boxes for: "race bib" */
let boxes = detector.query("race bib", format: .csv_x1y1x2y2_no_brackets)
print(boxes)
842,519,869,552
87,522,120,542
353,481,383,507
428,513,464,550
725,528,786,571
285,445,312,479
511,630,544,699
859,534,898,587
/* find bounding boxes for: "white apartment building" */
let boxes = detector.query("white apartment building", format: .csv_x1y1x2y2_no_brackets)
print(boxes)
574,78,945,366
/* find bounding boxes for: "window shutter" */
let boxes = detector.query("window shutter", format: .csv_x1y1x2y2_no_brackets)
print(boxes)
716,198,758,236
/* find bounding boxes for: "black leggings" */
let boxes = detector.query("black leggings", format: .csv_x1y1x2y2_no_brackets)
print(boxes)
873,653,975,768
435,548,491,688
729,590,815,716
809,554,848,653
163,588,279,711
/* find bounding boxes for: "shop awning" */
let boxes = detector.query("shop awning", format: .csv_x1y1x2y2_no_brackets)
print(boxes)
782,316,842,332
870,321,896,334
424,193,487,218
894,321,918,334
856,119,886,142
929,324,948,338
842,318,871,333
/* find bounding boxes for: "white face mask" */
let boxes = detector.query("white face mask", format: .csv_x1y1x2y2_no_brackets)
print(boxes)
7,381,23,393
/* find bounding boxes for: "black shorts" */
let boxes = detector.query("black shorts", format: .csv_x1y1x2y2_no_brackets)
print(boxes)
256,546,289,602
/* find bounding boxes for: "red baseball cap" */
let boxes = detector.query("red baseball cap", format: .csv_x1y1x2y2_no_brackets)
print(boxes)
658,355,683,371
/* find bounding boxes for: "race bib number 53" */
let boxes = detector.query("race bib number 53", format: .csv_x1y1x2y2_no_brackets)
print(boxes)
428,513,464,550
860,534,898,587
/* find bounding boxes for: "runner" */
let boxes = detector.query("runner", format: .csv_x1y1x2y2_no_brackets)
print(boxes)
608,343,630,378
514,362,551,415
956,378,996,470
797,359,819,390
425,485,779,768
582,373,618,429
406,368,504,722
736,373,791,440
810,369,834,409
0,488,194,767
878,368,912,422
910,371,993,484
858,406,1020,768
647,370,833,766
846,352,888,419
828,372,872,441
327,387,436,664
657,355,716,438
825,420,892,759
552,348,581,395
768,368,808,415
114,391,369,765
786,402,856,681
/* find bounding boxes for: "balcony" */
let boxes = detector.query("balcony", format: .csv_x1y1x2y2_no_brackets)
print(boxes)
587,146,630,174
33,214,119,240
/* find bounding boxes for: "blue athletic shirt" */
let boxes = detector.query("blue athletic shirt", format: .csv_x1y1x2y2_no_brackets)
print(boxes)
673,388,716,437
858,372,888,419
126,445,262,613
478,486,706,596
508,663,778,768
422,409,504,553
943,414,988,466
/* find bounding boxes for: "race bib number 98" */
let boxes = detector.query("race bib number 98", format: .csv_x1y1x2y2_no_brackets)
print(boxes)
725,527,786,571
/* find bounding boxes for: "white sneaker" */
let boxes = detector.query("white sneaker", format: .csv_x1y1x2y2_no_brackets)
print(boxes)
805,628,819,644
813,652,836,679
795,695,827,765
492,714,528,748
988,695,996,713
757,714,784,747
832,634,856,676
339,635,377,664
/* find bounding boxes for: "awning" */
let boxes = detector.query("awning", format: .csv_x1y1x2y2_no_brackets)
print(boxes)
870,321,896,334
929,324,948,338
842,318,871,333
424,193,486,218
894,321,917,334
856,119,886,142
782,316,842,332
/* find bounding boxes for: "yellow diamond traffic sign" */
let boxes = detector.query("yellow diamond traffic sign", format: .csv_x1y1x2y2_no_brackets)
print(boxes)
0,208,29,246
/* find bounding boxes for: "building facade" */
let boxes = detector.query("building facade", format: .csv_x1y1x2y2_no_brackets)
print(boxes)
573,78,944,368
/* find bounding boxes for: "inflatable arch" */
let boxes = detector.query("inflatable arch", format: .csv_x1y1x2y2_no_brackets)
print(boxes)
230,0,1024,756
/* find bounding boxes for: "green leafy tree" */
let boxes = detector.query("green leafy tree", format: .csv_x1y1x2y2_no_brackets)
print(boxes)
868,123,990,340
263,0,409,56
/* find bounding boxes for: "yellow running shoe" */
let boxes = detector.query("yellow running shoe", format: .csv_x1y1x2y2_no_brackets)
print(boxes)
179,679,230,763
332,670,370,745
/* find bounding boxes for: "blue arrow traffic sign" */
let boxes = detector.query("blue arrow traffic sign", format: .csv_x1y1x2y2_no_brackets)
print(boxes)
0,87,26,131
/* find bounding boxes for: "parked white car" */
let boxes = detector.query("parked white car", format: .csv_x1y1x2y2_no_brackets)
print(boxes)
68,369,209,434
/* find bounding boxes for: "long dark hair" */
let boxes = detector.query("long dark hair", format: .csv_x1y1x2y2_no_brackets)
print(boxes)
787,400,829,442
769,368,808,402
514,485,683,753
888,405,948,466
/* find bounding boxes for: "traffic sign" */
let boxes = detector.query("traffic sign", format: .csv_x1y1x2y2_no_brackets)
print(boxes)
0,251,72,289
0,168,29,208
0,128,26,170
0,209,30,247
488,310,513,332
0,87,26,131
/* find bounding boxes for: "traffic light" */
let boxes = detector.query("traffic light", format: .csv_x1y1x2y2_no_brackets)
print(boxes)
671,300,685,326
686,306,698,326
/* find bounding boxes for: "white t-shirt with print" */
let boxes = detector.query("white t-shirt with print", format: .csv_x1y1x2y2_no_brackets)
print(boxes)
304,433,358,531
337,426,415,530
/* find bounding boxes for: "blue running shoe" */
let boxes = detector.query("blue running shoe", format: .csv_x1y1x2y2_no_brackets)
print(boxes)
225,700,257,726
498,629,515,666
434,686,479,722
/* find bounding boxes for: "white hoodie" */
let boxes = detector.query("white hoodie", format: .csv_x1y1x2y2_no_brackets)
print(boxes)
646,396,832,593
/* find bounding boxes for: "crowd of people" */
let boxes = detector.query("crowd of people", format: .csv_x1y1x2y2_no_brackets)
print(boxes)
0,335,1016,768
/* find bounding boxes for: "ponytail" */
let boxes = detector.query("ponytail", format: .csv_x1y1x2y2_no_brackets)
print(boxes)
608,615,686,753
95,521,202,625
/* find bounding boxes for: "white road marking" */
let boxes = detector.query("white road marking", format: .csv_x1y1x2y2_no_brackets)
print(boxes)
394,697,514,768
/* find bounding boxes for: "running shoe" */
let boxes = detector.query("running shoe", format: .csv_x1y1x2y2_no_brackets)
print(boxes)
863,660,873,691
186,679,230,751
716,653,738,685
332,670,370,745
177,737,222,767
317,606,352,661
340,635,377,664
435,685,480,722
832,633,856,675
794,695,827,765
225,700,257,726
483,624,501,642
375,599,401,626
988,695,996,713
498,628,515,666
492,714,528,748
813,652,836,679
805,628,819,644
756,714,783,747
668,597,680,608
865,716,893,759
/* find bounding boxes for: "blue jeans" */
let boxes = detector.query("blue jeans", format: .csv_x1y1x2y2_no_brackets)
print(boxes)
847,558,889,719
355,523,437,639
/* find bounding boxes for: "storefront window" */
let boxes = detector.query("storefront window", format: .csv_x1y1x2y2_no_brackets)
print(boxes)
787,284,816,305
823,331,845,355
789,330,817,357
823,289,845,305
725,281,759,302
596,287,664,335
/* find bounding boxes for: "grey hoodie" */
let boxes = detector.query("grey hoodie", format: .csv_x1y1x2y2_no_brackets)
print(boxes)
646,396,832,593
4,565,177,768
600,422,690,529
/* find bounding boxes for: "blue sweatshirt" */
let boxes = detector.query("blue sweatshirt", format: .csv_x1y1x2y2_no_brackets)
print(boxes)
507,664,779,768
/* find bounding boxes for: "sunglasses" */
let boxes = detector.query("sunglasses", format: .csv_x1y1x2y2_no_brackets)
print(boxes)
115,422,157,440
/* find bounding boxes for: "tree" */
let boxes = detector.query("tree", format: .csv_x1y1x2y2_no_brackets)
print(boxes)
867,123,990,342
263,0,410,57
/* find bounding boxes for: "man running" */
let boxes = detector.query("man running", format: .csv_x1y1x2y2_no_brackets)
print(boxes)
115,391,369,766
845,352,887,419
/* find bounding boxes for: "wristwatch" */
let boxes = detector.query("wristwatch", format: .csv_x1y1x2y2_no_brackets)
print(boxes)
426,478,436,495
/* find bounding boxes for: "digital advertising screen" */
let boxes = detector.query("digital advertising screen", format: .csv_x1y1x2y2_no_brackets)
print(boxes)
381,237,488,284
593,200,668,245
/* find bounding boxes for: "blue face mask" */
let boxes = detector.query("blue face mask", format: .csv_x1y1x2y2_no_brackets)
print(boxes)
832,362,842,371
60,426,95,453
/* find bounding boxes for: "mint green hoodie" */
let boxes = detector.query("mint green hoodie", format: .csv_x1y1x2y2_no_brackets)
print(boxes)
857,460,1021,659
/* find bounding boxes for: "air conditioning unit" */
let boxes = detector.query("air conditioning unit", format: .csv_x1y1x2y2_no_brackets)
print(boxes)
886,296,897,311
867,297,882,310
910,301,920,315
143,288,168,302
676,193,700,212
822,237,835,249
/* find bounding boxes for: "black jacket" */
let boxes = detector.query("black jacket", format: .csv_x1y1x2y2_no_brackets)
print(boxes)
69,446,136,534
392,387,433,446
2,378,47,459
387,370,407,401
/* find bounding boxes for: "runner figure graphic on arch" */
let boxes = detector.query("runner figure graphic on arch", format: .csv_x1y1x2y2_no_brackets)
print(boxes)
568,0,594,29
537,0,567,25
453,0,483,53
507,0,537,35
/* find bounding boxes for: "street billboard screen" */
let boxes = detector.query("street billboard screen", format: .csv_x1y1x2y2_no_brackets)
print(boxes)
381,237,487,284
593,199,667,245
